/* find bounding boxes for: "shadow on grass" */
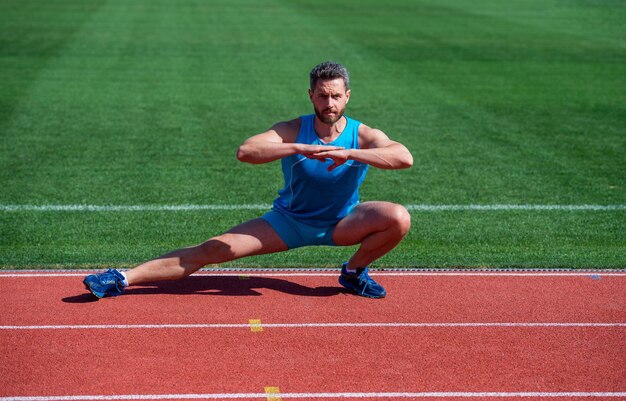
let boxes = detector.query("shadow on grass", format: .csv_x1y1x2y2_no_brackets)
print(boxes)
64,275,348,303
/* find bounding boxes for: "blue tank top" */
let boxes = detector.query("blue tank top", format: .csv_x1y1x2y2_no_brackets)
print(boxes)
272,114,368,226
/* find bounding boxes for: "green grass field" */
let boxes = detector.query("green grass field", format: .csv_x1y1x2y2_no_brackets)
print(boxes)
1,0,624,269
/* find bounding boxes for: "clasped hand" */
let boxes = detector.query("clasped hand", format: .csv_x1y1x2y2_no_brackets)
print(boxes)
300,145,349,172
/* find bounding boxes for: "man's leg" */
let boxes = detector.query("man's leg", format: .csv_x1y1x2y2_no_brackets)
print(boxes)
83,218,287,298
333,201,411,269
331,201,410,298
113,218,288,288
83,219,288,298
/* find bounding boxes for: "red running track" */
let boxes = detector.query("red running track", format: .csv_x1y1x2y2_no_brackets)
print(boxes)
0,270,625,400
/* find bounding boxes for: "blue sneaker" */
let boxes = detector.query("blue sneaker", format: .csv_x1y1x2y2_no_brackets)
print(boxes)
338,263,386,298
83,269,126,299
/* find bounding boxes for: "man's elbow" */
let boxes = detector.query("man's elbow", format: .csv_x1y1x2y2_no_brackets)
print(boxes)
236,144,253,163
397,151,413,169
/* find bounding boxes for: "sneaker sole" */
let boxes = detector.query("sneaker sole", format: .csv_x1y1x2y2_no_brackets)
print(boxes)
338,277,386,299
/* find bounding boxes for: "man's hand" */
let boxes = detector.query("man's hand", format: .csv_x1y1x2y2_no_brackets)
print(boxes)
298,144,344,158
308,148,350,171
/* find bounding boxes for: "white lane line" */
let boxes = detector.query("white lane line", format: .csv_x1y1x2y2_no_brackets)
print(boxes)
1,391,626,400
0,324,249,330
1,204,625,212
407,204,626,211
1,322,624,330
0,204,271,212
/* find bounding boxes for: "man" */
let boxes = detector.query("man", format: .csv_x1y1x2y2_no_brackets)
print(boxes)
83,61,413,299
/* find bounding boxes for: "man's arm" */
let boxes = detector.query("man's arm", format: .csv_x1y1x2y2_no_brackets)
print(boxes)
310,124,413,171
236,119,344,164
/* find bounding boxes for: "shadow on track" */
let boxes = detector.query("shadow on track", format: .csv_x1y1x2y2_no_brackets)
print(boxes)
63,276,348,303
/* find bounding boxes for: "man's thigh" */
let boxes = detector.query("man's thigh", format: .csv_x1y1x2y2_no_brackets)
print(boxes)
332,201,408,246
216,218,289,259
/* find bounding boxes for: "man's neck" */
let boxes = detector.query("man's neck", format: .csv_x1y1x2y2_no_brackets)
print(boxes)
313,116,346,143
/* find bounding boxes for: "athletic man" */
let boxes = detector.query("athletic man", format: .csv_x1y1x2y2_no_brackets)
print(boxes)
83,61,413,299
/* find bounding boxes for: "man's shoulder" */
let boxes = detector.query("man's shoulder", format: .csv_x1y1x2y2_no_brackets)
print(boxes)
273,117,301,131
356,122,380,136
269,117,302,143
356,122,392,149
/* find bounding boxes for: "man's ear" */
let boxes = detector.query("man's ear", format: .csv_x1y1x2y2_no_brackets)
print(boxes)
346,89,351,103
308,88,313,101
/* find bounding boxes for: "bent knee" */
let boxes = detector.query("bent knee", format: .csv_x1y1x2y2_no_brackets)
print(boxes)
388,204,411,235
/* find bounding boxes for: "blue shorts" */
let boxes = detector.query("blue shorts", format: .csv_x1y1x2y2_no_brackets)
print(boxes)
261,210,337,249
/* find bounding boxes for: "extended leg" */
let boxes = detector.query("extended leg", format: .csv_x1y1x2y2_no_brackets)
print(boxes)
83,218,287,298
83,219,287,290
123,218,288,286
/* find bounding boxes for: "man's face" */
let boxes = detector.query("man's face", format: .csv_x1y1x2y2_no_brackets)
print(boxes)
309,78,351,125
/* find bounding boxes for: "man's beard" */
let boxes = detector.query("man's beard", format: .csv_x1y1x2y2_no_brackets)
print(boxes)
314,105,345,125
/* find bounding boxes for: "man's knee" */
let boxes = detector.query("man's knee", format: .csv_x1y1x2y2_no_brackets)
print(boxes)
388,203,411,236
196,238,235,265
170,238,233,275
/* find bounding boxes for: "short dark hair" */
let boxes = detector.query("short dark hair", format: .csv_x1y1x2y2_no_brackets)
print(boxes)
309,61,350,91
